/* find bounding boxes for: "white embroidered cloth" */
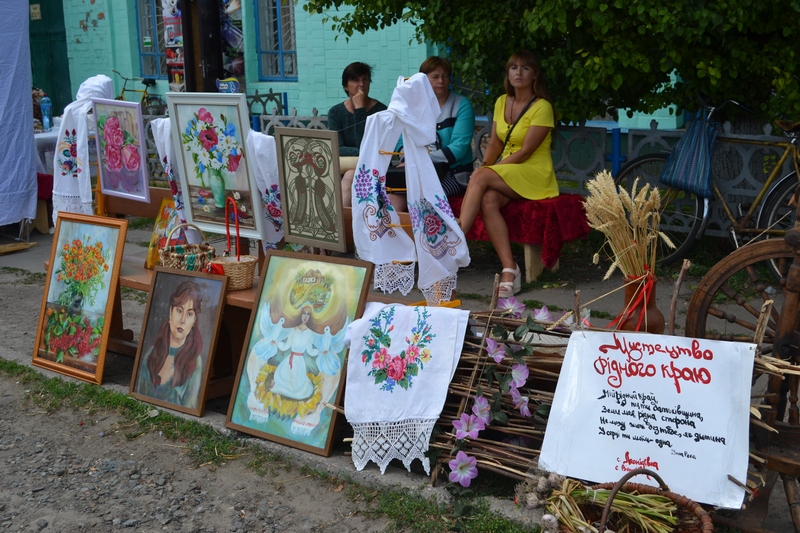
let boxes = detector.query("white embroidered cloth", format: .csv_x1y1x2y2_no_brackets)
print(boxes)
52,75,114,223
344,303,469,474
246,131,284,249
351,74,470,305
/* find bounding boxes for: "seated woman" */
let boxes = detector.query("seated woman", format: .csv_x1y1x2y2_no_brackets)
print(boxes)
459,50,558,299
389,56,476,213
327,62,387,205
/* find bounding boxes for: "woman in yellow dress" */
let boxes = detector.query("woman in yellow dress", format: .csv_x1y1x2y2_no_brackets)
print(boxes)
459,50,558,298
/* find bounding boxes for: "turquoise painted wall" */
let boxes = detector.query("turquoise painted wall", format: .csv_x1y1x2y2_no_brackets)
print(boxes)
61,1,432,115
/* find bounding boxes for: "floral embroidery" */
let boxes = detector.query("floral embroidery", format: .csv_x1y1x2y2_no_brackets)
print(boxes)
262,184,283,232
360,307,435,392
434,195,455,219
354,165,375,204
162,157,185,215
56,128,81,178
409,198,462,259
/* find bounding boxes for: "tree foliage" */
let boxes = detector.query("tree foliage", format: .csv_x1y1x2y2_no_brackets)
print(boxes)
303,0,800,123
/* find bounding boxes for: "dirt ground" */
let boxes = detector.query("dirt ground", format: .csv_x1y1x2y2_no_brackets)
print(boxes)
0,227,795,532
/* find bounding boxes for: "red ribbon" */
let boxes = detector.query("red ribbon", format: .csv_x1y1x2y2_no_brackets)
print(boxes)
607,268,656,332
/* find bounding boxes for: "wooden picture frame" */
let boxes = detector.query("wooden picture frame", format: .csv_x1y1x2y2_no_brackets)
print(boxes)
32,213,128,384
226,250,372,456
92,98,150,203
166,92,265,240
130,267,228,416
274,127,346,252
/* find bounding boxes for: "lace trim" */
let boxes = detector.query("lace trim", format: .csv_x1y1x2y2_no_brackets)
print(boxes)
350,418,437,475
52,193,93,224
420,274,457,306
373,262,415,296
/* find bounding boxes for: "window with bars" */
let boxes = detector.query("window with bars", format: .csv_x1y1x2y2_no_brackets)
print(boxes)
255,0,298,81
136,0,167,78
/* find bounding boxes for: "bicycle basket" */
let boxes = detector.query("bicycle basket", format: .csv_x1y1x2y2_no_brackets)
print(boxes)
659,110,719,198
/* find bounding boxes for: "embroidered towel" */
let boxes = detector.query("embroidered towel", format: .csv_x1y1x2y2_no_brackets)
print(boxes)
344,303,469,474
351,74,470,304
52,75,114,223
246,131,284,250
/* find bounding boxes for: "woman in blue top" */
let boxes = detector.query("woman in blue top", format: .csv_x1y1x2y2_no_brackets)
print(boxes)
389,56,476,212
135,281,205,409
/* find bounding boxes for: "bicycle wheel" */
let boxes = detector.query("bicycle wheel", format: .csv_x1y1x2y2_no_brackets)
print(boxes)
614,154,703,266
684,239,793,347
143,95,167,115
757,172,798,279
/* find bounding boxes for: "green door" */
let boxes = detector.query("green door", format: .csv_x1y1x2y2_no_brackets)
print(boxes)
29,0,72,115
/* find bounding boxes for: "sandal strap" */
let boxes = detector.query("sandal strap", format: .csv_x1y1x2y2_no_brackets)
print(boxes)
501,267,519,275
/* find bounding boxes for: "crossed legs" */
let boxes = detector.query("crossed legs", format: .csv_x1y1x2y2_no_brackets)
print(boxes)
459,167,522,285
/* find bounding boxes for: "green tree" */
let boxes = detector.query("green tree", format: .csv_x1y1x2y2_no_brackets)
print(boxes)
304,0,800,123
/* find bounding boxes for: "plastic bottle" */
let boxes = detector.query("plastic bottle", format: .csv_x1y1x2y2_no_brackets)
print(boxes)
41,95,52,131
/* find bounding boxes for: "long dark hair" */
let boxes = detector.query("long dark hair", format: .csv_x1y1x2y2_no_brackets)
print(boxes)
147,280,203,388
503,50,552,105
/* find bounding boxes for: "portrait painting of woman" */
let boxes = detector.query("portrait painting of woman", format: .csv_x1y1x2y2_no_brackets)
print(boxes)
131,268,227,416
227,251,371,456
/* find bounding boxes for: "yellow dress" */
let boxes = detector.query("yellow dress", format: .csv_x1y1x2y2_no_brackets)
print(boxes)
487,95,559,200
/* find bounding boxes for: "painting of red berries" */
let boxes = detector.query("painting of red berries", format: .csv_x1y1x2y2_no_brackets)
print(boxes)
33,213,128,384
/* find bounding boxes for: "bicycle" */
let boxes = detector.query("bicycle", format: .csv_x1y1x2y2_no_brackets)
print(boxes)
113,70,167,115
614,103,800,269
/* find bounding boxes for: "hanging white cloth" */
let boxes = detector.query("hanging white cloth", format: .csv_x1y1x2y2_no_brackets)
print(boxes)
351,74,470,305
51,75,114,223
245,131,284,249
0,1,37,226
344,302,468,474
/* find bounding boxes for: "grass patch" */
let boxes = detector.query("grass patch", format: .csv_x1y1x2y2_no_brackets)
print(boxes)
0,357,540,533
0,266,46,285
121,286,149,305
126,216,156,230
458,292,491,304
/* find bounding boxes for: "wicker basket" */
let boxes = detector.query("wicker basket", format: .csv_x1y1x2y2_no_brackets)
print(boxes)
209,197,257,291
158,223,216,272
587,468,714,533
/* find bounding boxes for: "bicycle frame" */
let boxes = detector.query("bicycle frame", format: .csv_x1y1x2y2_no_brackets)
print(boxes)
700,134,800,242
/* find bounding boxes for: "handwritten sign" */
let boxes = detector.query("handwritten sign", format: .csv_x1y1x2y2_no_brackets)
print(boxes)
539,331,755,508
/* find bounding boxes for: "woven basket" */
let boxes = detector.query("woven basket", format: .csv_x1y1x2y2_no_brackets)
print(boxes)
586,468,714,533
158,223,216,272
209,197,257,291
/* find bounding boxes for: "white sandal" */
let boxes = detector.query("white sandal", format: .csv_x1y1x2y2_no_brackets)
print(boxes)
497,264,521,299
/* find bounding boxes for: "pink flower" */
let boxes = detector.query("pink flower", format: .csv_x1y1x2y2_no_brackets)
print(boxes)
386,356,406,382
448,451,479,487
498,296,525,318
104,145,122,172
228,152,242,172
534,305,553,322
199,128,218,150
510,363,529,388
120,144,140,172
104,117,124,148
372,347,390,370
405,344,420,363
197,108,214,124
472,395,491,425
423,214,442,237
69,142,78,158
485,338,504,363
510,385,532,417
452,413,485,440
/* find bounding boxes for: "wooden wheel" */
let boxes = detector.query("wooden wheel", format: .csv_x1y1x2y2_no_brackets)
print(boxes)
685,239,797,348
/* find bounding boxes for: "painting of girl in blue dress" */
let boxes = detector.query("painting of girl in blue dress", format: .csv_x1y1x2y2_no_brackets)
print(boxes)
131,268,227,416
227,251,371,456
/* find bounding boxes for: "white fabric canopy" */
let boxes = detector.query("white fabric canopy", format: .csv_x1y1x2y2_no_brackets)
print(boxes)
0,2,37,226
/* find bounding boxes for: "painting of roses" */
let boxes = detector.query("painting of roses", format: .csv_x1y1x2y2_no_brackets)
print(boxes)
167,92,264,241
92,99,150,203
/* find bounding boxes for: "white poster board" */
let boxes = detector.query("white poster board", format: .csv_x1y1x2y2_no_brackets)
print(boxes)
539,331,755,508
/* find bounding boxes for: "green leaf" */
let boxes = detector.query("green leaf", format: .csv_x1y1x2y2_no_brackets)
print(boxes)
492,411,509,425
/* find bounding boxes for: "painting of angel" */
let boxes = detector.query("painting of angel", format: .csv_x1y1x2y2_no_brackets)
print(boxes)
226,251,371,456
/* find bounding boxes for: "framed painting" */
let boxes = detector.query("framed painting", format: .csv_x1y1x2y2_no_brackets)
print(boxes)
130,267,228,416
92,98,150,203
32,213,128,384
166,92,265,240
274,127,346,252
226,250,372,456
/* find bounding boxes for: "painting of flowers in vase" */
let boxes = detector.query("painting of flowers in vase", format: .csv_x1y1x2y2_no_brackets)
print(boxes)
92,98,150,203
167,92,265,240
33,213,127,384
226,251,372,456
